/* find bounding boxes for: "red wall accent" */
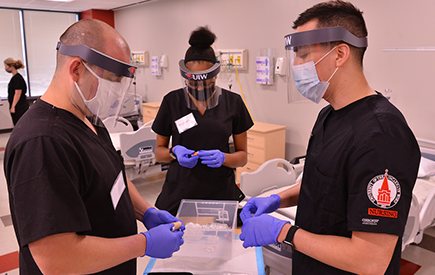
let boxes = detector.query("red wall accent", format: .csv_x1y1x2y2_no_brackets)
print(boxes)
0,251,19,273
81,9,115,28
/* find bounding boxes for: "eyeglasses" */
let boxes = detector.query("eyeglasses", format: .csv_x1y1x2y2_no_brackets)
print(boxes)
187,79,215,89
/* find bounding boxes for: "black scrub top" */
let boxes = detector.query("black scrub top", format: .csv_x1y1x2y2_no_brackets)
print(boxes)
4,99,137,275
293,93,420,275
8,73,29,111
152,88,253,215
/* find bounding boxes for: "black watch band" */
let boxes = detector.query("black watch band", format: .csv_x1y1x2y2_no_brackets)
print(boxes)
169,146,177,160
282,225,300,252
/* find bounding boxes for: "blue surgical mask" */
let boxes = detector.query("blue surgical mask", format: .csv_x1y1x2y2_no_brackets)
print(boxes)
292,46,338,104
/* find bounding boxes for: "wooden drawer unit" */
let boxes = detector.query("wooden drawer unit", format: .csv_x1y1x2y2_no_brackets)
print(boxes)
247,131,266,148
247,146,266,164
236,121,286,182
142,102,161,123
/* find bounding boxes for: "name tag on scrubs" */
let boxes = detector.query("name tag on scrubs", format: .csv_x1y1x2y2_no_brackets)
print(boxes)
175,113,198,134
110,171,126,210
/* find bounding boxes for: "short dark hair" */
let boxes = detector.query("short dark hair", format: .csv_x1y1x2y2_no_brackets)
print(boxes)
293,0,368,65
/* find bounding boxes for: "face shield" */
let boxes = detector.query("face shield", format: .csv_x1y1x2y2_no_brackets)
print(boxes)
179,60,222,111
56,41,137,126
284,27,368,103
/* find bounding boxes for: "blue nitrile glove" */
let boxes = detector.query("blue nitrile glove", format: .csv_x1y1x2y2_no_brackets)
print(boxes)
173,145,199,168
240,194,281,223
141,223,185,258
197,149,226,168
142,207,185,231
239,214,289,248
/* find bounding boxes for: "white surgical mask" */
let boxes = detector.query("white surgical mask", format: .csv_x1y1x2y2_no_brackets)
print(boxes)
292,46,338,104
75,62,122,118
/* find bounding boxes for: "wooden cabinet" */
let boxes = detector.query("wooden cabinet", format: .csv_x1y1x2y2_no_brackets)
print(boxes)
236,121,286,182
142,102,161,123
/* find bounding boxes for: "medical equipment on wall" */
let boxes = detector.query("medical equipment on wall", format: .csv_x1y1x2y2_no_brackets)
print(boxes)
275,57,287,76
215,48,254,121
151,55,162,76
159,54,168,68
216,49,248,90
216,49,248,71
383,88,392,100
131,51,149,66
256,48,275,85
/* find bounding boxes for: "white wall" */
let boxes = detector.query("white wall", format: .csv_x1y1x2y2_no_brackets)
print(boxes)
114,0,435,161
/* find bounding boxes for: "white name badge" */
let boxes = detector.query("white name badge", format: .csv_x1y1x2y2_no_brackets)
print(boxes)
175,113,198,134
110,171,126,210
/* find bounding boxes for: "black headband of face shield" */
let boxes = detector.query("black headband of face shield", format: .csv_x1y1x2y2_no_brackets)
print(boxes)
179,59,221,81
56,41,137,78
284,26,368,49
184,54,217,64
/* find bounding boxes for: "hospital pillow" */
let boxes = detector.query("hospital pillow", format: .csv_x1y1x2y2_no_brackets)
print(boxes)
418,156,435,178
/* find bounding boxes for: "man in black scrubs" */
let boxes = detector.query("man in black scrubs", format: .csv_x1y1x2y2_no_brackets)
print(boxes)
240,1,420,274
4,19,184,274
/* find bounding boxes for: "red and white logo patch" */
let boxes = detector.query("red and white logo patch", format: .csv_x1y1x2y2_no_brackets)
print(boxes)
367,169,401,209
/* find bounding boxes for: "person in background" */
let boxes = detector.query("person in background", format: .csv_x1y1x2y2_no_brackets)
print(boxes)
4,19,184,275
239,1,420,274
152,26,254,216
4,58,29,125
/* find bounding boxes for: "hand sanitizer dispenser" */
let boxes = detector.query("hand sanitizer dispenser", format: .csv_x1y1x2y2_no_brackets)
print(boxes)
275,57,287,76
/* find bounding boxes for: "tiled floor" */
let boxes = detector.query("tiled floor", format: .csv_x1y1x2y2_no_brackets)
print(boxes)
1,131,435,274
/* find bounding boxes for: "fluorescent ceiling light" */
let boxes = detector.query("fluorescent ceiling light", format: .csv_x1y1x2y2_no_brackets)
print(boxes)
45,0,75,2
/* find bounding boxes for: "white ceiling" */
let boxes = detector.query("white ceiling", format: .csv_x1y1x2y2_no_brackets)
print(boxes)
0,0,154,12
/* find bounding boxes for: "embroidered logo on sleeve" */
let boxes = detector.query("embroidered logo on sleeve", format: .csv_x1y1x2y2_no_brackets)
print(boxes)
366,169,401,218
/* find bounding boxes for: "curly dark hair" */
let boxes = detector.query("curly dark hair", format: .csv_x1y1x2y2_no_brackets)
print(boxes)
184,26,217,64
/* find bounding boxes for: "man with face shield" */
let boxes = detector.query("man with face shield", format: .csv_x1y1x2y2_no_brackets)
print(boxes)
152,26,254,216
4,19,184,275
240,1,420,274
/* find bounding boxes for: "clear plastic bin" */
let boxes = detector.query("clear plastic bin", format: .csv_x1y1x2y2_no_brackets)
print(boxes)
175,199,239,260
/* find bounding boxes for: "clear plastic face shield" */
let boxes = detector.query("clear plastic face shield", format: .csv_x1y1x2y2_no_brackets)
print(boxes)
179,60,222,110
284,27,368,103
56,41,137,125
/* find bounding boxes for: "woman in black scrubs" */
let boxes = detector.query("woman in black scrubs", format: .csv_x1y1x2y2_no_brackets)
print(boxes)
4,58,29,125
152,26,254,215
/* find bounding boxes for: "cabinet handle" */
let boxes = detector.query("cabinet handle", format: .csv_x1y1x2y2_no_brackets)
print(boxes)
247,137,254,140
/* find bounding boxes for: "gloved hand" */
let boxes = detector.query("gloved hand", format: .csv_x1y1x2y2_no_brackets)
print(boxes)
239,214,289,248
173,145,199,168
239,194,281,223
141,223,184,258
197,149,226,168
142,207,185,231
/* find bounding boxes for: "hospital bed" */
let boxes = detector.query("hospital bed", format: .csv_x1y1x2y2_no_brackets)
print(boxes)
103,117,166,181
239,139,435,273
407,138,435,245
